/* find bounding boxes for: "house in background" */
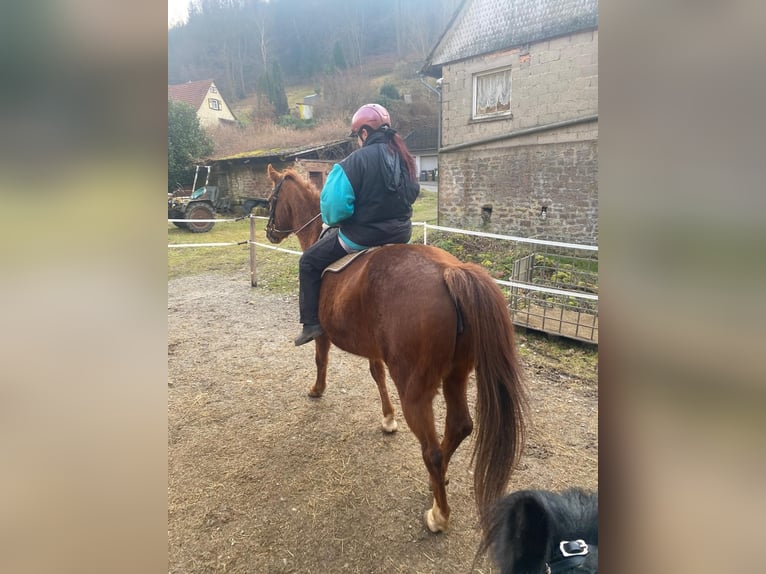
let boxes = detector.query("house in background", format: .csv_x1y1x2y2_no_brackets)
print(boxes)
421,0,598,243
405,128,439,182
168,79,238,128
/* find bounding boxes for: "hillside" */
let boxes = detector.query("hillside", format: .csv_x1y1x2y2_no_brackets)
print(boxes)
207,53,440,158
168,0,457,157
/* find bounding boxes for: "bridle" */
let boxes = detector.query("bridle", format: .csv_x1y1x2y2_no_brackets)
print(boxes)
265,176,321,238
545,539,593,573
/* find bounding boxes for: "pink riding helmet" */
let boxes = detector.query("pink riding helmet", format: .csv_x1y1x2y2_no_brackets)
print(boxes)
350,103,391,136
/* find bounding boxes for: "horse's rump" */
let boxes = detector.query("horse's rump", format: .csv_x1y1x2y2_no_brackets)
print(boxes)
318,244,463,364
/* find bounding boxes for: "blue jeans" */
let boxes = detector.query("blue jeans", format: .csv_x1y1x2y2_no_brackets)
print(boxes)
298,228,349,325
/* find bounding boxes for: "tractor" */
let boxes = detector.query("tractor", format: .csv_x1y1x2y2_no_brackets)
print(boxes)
168,165,229,233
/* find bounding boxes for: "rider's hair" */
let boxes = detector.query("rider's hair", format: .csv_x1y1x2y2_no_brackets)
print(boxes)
377,126,417,181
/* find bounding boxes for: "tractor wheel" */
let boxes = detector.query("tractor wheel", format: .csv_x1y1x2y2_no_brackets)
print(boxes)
168,209,188,229
185,203,215,233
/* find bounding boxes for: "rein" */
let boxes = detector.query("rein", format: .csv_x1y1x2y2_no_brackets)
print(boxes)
266,176,321,237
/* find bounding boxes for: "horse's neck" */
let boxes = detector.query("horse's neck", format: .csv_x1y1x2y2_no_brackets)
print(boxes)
293,187,322,250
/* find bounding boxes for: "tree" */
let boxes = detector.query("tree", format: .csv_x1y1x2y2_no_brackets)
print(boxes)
256,59,289,119
332,40,348,71
168,100,214,191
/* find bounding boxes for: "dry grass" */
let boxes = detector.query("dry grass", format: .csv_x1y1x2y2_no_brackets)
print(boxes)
207,116,350,158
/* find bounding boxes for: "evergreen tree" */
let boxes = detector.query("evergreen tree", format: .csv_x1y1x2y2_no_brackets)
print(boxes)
168,100,214,191
270,60,289,116
256,59,289,119
332,40,348,71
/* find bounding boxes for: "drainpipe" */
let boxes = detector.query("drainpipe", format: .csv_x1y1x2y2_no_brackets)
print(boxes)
418,75,442,151
418,74,442,225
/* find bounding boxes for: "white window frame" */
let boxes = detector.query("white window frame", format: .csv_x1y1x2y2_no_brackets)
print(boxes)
209,85,218,93
208,98,221,111
472,66,512,120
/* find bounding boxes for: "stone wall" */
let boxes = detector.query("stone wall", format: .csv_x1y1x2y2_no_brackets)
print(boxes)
210,159,338,208
439,137,598,243
210,162,293,206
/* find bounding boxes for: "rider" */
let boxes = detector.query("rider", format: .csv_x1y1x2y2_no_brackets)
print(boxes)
294,103,421,345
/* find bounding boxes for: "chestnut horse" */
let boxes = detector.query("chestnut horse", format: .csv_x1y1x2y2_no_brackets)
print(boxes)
264,164,527,534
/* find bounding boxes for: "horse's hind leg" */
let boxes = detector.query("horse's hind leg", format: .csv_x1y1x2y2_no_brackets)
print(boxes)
397,380,450,533
440,365,474,470
308,334,331,398
369,359,397,432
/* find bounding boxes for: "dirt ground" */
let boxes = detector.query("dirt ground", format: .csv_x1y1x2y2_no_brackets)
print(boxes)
168,273,598,574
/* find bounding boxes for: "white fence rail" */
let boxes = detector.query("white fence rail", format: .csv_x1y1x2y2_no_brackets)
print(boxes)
418,223,598,344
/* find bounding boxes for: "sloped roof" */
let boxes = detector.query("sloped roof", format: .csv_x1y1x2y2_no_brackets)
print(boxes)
168,79,216,109
421,0,598,76
212,139,353,163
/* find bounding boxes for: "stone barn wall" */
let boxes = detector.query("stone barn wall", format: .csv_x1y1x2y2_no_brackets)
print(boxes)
439,128,598,243
209,161,294,208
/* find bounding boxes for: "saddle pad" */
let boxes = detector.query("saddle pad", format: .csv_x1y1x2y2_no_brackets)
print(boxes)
322,246,382,277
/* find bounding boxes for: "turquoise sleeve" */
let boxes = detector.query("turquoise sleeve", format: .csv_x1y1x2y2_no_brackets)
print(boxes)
320,163,355,225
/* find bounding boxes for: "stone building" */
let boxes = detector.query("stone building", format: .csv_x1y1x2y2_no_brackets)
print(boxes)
421,0,598,243
207,140,353,211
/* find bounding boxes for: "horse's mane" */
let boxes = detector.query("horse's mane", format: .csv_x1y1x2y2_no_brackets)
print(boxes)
283,168,319,197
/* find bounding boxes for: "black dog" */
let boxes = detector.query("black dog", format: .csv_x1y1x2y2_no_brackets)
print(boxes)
480,488,598,573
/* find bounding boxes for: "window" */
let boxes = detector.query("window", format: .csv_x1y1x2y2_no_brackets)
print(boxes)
209,85,218,93
473,67,512,120
208,98,221,110
308,171,324,189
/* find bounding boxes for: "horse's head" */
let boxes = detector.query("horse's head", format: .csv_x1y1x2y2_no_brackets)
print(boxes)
264,164,322,248
483,489,598,574
265,164,291,244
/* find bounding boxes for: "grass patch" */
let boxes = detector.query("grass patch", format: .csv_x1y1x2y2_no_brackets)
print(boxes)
516,328,598,382
411,188,437,243
168,216,303,292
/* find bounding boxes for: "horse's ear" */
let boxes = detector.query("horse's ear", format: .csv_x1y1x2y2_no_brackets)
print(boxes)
267,163,278,181
492,491,552,574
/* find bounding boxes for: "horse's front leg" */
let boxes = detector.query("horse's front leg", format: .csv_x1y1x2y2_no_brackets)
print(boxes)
369,359,398,433
308,334,331,398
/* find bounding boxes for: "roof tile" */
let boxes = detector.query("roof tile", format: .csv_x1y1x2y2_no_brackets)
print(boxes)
168,79,216,109
425,0,598,71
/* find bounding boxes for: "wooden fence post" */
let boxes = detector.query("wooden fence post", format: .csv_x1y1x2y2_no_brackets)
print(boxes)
249,215,257,287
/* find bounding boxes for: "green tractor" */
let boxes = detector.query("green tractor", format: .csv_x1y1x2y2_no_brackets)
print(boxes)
168,166,228,233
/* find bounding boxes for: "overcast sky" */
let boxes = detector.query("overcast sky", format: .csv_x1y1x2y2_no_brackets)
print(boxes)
168,0,191,28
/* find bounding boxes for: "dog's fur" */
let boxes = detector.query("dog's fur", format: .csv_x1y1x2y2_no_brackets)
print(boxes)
480,488,598,573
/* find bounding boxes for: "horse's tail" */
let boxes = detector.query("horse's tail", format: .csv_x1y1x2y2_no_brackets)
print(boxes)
443,263,528,531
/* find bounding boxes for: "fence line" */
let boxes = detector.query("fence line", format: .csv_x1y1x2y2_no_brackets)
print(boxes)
169,242,243,248
496,279,599,301
419,222,598,251
249,242,303,256
168,216,599,342
168,218,239,223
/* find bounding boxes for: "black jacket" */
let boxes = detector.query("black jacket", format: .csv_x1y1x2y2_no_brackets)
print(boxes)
334,130,420,248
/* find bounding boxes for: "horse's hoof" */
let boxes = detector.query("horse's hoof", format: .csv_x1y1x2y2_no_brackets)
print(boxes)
424,506,448,533
308,387,323,398
381,415,398,433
